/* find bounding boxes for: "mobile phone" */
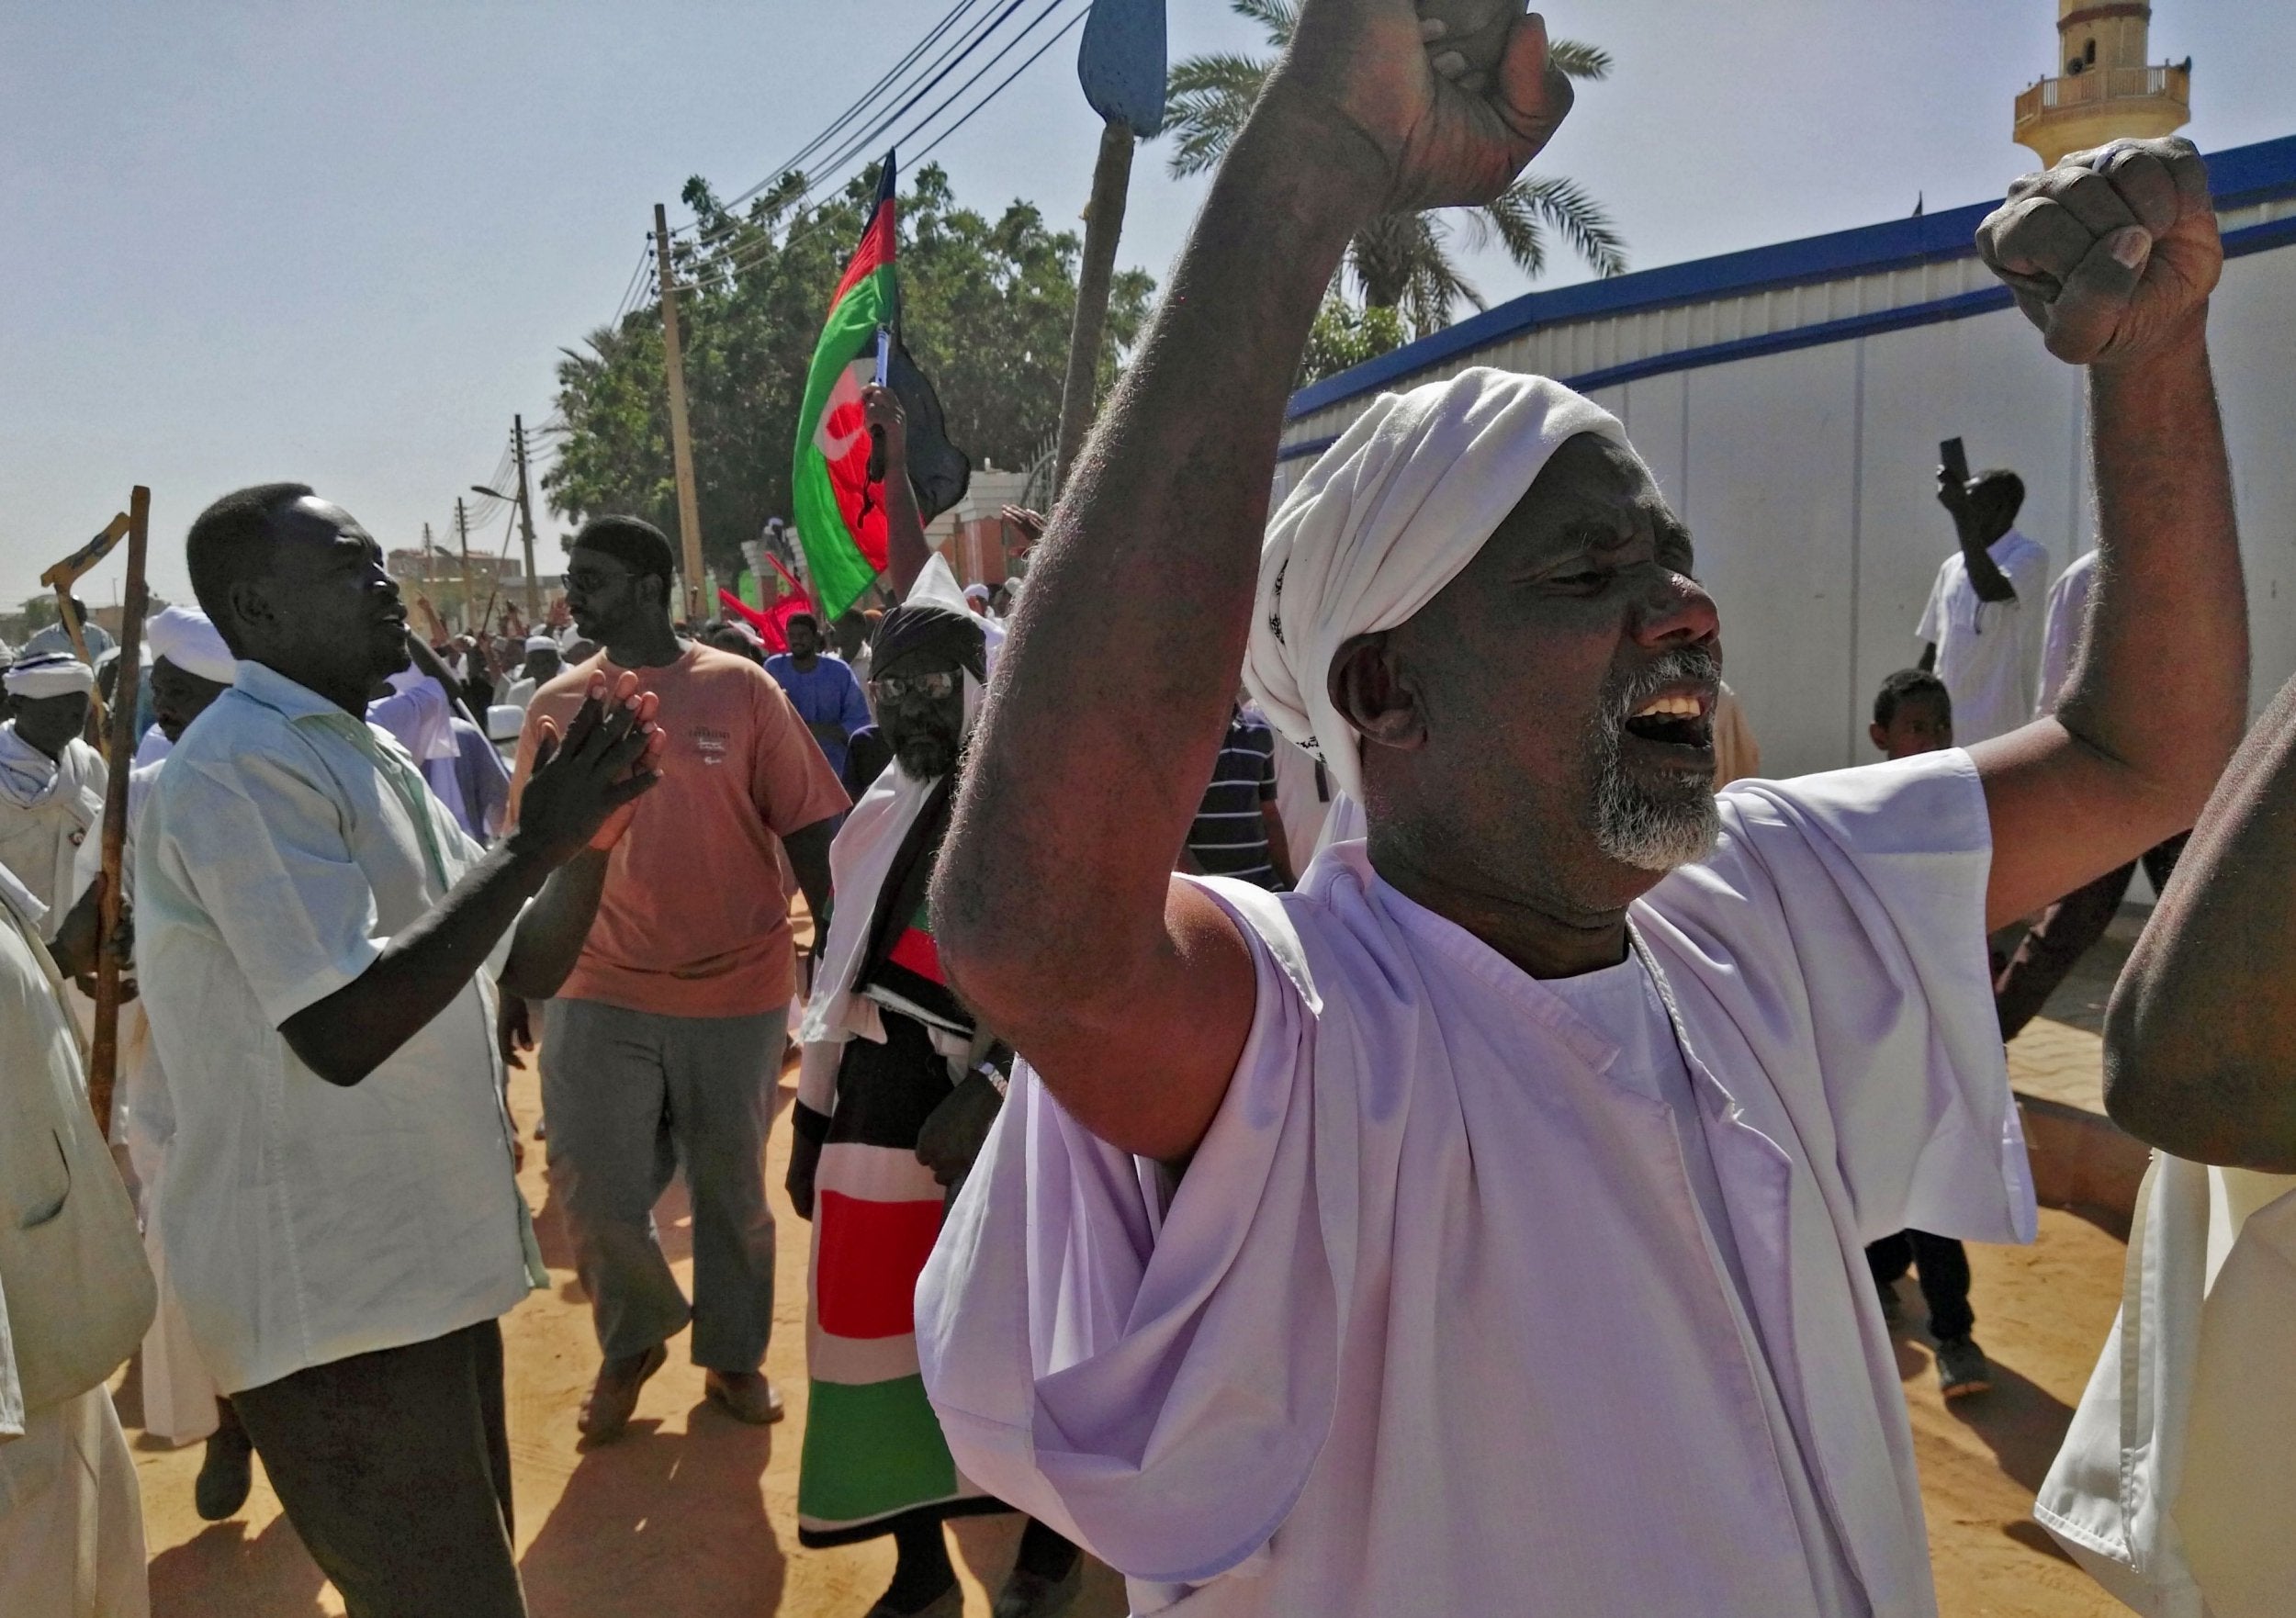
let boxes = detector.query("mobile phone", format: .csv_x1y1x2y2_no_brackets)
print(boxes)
1939,436,1970,489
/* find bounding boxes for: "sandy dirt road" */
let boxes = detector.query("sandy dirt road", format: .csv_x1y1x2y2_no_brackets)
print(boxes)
130,1029,2134,1618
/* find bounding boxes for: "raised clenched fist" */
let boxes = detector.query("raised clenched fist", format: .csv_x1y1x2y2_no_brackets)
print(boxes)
1976,137,2221,367
1267,0,1575,217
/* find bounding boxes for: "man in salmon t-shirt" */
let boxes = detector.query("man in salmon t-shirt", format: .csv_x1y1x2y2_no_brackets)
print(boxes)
512,515,848,1441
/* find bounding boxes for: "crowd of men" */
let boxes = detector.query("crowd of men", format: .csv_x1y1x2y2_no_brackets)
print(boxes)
3,5,2291,1617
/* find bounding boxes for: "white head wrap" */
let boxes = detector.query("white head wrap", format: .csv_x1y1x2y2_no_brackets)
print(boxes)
3,653,97,700
524,635,559,654
146,605,238,686
1243,367,1638,803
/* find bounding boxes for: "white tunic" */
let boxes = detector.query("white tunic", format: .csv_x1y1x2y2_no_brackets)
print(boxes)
917,749,2034,1618
1914,529,2052,746
2033,548,2098,719
0,727,107,934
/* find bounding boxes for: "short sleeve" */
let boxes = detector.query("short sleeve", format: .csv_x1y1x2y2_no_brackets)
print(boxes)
917,879,1343,1586
1914,556,1952,645
748,674,850,837
154,750,386,1028
1649,749,2034,1248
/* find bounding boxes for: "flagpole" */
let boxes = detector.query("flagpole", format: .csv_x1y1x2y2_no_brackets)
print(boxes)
1053,119,1135,498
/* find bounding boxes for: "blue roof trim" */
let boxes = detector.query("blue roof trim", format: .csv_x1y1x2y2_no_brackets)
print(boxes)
1275,207,2296,463
1287,131,2296,421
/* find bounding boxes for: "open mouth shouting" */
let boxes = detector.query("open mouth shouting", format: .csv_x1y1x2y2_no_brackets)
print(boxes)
1620,685,1716,758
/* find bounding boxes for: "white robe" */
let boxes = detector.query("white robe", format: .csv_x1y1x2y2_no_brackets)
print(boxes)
0,729,106,935
68,759,221,1446
918,748,2034,1618
0,1387,148,1618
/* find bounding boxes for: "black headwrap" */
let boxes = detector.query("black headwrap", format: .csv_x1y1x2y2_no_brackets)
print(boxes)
870,602,986,681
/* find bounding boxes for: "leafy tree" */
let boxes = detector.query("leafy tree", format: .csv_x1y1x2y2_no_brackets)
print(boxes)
546,163,1154,577
1297,298,1407,388
1164,0,1626,342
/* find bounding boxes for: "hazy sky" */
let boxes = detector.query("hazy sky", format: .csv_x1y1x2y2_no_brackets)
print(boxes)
5,1,2290,609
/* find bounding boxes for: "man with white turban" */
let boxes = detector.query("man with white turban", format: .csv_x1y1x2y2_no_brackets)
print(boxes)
909,5,2244,1615
505,635,563,714
0,653,107,932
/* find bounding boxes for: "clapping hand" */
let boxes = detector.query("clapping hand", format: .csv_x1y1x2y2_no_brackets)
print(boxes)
1977,137,2221,366
513,671,666,865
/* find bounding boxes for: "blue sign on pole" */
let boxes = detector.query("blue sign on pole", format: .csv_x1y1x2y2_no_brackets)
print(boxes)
1076,0,1166,135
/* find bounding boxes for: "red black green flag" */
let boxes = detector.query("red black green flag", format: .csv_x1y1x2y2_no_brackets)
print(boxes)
793,157,900,621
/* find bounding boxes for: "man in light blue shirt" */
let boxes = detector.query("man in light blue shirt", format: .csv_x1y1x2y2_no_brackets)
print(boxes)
765,610,872,778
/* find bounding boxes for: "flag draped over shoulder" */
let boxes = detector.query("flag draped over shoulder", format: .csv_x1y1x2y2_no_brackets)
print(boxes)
793,156,899,622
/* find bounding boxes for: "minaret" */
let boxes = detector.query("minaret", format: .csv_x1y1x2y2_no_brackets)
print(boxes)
2015,3,2190,167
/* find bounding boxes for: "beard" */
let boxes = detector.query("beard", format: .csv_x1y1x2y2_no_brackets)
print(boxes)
892,727,960,781
1584,647,1724,873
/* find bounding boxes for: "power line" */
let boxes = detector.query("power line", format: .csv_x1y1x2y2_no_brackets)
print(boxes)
682,0,1038,256
683,0,996,237
902,0,1085,167
714,0,1087,280
793,0,1039,210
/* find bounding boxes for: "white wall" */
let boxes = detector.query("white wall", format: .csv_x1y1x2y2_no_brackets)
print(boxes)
1586,237,2292,780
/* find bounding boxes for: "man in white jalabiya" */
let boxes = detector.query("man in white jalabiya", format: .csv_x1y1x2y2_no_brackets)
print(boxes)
911,5,2245,1615
0,652,107,931
0,859,156,1617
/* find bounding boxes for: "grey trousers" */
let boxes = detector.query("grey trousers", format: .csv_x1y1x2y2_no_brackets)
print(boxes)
540,999,783,1370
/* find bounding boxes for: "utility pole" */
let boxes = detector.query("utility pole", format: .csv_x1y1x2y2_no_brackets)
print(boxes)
454,498,473,635
512,413,541,623
654,203,706,619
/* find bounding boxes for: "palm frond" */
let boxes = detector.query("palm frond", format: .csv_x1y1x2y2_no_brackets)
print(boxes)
1229,0,1298,48
1483,174,1629,279
1548,39,1613,80
1162,51,1274,177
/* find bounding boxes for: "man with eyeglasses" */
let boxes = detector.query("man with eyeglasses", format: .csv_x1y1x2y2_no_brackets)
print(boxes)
511,514,849,1442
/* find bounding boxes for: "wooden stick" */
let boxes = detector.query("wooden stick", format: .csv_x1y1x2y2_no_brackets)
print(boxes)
87,486,149,1139
1052,119,1137,498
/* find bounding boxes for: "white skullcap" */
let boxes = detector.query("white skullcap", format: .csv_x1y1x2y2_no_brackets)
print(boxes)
1243,367,1637,803
524,635,559,654
3,652,97,699
487,703,525,742
962,582,991,603
146,605,238,686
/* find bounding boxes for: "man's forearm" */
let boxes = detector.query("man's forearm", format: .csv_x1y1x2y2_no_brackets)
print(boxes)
1953,518,2016,601
784,818,836,932
883,449,931,600
2055,332,2245,810
939,103,1372,987
281,841,554,1085
500,848,609,1001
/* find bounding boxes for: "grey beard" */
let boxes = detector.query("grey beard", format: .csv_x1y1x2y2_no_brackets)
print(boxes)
1586,653,1723,874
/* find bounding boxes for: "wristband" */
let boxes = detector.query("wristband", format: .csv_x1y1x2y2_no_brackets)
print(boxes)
974,1062,1008,1099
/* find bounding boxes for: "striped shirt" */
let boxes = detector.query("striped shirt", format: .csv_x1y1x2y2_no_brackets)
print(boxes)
1187,711,1282,889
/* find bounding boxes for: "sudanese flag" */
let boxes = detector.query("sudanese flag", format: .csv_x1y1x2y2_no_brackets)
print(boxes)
791,152,970,622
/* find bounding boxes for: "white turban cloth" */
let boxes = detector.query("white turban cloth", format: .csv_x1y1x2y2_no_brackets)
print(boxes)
1244,367,1638,803
3,653,97,699
146,605,238,686
524,635,559,654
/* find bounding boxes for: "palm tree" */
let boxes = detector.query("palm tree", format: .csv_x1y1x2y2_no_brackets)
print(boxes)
1164,0,1626,339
